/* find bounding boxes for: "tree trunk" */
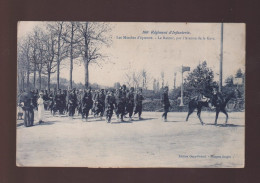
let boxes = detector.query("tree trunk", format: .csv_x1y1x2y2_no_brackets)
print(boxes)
84,60,89,89
47,71,51,91
83,22,89,89
21,72,25,91
17,71,20,91
38,70,42,90
27,69,30,89
33,63,36,89
69,24,74,89
56,24,62,89
70,56,73,89
57,62,60,89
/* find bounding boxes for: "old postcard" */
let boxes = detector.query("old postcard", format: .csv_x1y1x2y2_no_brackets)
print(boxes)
16,22,245,167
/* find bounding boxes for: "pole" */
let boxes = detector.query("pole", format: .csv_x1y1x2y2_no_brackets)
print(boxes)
180,65,184,106
219,22,224,92
174,72,176,89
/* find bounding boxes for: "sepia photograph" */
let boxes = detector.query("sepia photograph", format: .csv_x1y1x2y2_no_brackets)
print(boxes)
16,22,245,167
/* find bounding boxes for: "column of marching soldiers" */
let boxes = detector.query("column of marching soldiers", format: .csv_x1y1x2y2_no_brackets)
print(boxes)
18,84,145,125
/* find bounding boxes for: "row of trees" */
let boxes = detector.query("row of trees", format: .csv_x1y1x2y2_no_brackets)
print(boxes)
18,22,112,91
123,69,153,90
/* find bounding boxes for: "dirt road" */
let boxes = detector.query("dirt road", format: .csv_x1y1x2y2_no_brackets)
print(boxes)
16,111,244,168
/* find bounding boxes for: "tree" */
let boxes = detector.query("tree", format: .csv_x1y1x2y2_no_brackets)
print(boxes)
153,79,157,92
42,29,57,91
132,71,142,89
18,35,32,90
30,29,40,89
62,22,81,89
184,61,217,97
47,22,68,89
34,29,48,90
124,72,133,88
141,69,152,90
76,22,112,88
17,41,27,91
113,82,121,89
225,76,234,87
124,70,142,89
156,79,160,92
235,68,244,78
161,71,165,89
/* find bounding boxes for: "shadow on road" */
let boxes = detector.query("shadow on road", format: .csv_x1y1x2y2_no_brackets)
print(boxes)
217,124,245,127
164,120,184,123
17,122,24,127
132,118,157,122
38,121,55,126
206,123,245,127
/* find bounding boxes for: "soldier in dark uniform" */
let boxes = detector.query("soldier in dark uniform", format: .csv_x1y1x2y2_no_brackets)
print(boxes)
134,88,144,120
92,90,98,115
60,90,67,114
54,89,63,115
19,89,35,127
48,90,54,112
212,87,224,107
68,88,78,117
32,89,39,110
115,87,126,122
77,89,83,115
94,89,106,119
121,85,127,116
161,86,171,122
126,87,135,121
82,87,93,121
42,90,49,110
105,90,116,123
100,89,106,117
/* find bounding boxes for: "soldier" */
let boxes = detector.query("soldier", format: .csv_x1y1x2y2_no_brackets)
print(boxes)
82,87,93,121
121,85,127,116
212,87,224,107
94,89,106,119
105,90,116,123
54,89,63,115
126,87,135,121
134,88,144,120
32,89,39,110
42,90,49,110
60,90,67,114
19,89,35,127
48,90,54,112
92,90,98,115
100,89,106,117
115,87,126,122
161,86,171,122
68,88,78,117
76,89,83,115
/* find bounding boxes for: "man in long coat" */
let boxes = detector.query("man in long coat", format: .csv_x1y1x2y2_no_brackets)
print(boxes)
161,86,171,122
19,89,35,127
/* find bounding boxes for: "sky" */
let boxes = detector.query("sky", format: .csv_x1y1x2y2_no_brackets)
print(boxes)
17,22,245,89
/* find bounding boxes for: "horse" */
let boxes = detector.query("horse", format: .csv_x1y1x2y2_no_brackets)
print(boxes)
186,89,241,125
185,94,211,125
212,89,241,125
